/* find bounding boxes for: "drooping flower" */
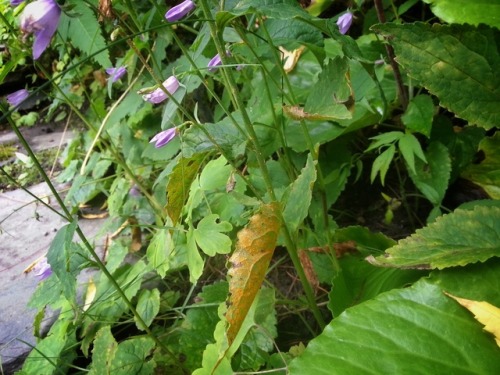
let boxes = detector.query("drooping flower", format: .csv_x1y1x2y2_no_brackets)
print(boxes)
20,0,61,60
32,257,52,281
207,53,223,72
11,0,25,6
165,0,195,22
150,128,177,148
6,89,29,107
105,66,127,83
337,11,353,35
141,76,180,104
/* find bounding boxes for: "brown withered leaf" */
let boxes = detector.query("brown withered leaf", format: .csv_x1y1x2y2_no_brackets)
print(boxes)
298,250,319,293
226,203,281,345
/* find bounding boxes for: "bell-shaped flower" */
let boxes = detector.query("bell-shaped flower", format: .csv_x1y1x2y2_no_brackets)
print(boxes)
33,257,52,281
141,76,180,104
207,53,223,72
106,66,127,83
165,0,195,22
20,0,61,59
6,89,29,107
150,128,178,148
337,11,353,35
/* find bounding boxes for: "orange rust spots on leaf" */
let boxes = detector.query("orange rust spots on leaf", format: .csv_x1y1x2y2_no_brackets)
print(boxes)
226,203,281,345
298,250,319,294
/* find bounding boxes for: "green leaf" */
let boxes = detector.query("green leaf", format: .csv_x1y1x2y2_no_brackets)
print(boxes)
462,133,500,199
398,133,427,175
199,155,232,191
372,23,500,129
146,229,173,278
365,131,404,152
166,153,206,225
47,221,78,304
194,214,233,256
368,205,500,269
422,0,500,29
282,154,317,234
89,326,117,375
110,336,156,374
370,144,395,185
408,141,451,206
135,289,160,330
303,57,353,121
289,270,500,375
187,227,204,283
58,1,112,68
401,94,435,137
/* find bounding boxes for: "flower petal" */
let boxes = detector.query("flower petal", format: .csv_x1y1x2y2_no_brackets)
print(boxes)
165,0,196,22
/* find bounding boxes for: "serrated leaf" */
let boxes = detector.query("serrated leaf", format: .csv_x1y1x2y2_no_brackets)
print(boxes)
422,0,500,29
401,94,435,137
166,153,206,225
462,133,500,199
194,214,233,256
408,141,451,205
110,336,156,374
370,144,395,185
303,57,354,121
89,326,117,375
47,221,78,304
226,203,281,345
135,289,160,330
373,23,500,129
367,205,500,269
58,1,111,68
366,131,404,152
146,228,173,278
446,293,500,347
398,133,427,174
289,274,500,374
283,154,316,234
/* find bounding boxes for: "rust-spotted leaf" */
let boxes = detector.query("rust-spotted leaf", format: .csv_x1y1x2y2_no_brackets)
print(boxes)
226,203,280,345
166,153,205,225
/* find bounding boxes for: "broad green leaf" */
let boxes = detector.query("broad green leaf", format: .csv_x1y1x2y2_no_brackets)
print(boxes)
462,133,500,199
47,221,78,304
289,270,500,375
166,153,206,225
187,227,204,283
21,320,72,374
110,337,156,374
194,214,233,256
199,155,232,191
226,203,280,345
401,94,435,137
303,57,353,121
89,326,117,375
398,132,427,175
282,154,317,234
372,23,500,129
408,141,451,206
58,1,111,68
368,205,500,269
422,0,500,29
135,289,160,330
370,144,395,185
146,228,173,278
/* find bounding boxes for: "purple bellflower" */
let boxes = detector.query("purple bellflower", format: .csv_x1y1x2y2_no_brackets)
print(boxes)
6,89,29,107
150,128,178,148
165,0,195,22
106,66,127,83
337,11,353,35
142,76,180,104
20,0,61,60
207,53,223,72
33,257,52,281
11,0,25,6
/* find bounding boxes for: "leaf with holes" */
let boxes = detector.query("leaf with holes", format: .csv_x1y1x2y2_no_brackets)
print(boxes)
226,203,281,345
194,214,233,256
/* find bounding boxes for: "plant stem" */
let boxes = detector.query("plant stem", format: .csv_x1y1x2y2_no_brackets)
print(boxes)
374,0,409,110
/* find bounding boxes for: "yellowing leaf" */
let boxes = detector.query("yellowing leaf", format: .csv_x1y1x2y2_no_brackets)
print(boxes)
83,278,96,312
280,46,305,73
445,293,500,347
226,203,280,345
